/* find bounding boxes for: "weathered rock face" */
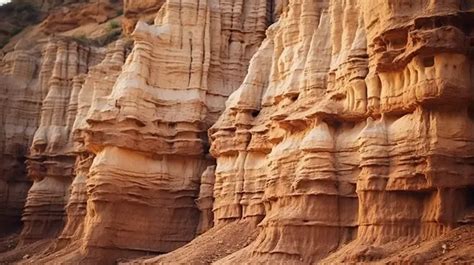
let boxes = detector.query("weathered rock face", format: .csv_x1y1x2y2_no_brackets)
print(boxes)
0,0,124,240
0,40,42,231
55,39,129,248
122,0,165,35
76,1,271,259
20,38,104,245
196,165,216,235
1,0,474,264
0,2,128,230
0,39,131,264
205,0,474,263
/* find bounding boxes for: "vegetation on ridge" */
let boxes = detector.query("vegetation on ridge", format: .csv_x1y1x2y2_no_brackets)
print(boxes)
0,1,41,48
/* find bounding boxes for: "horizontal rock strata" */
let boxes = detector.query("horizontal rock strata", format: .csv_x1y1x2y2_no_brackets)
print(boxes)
20,38,105,245
1,0,473,264
147,0,474,263
0,40,42,231
42,0,272,262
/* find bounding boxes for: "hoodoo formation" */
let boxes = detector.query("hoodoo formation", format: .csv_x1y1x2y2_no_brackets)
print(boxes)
0,0,473,264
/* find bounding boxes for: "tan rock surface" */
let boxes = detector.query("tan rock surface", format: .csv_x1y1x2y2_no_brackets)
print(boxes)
0,40,42,230
122,0,165,35
6,39,131,265
1,0,474,264
20,37,104,245
143,0,474,264
1,0,271,263
0,0,125,238
74,1,270,262
56,39,129,248
196,166,216,235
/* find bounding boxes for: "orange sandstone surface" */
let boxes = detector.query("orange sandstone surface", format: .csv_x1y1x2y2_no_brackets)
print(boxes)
0,0,473,264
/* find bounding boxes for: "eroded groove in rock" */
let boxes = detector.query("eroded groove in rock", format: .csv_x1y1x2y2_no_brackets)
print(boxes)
63,0,273,262
0,41,42,231
20,38,105,245
55,39,130,250
1,0,473,264
196,165,216,235
158,0,474,264
209,1,362,263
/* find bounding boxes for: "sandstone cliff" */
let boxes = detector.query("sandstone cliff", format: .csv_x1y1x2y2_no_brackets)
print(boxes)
1,0,473,264
0,0,125,233
3,0,272,263
0,39,42,231
134,0,474,264
0,0,126,257
71,0,271,262
21,38,104,245
122,0,165,34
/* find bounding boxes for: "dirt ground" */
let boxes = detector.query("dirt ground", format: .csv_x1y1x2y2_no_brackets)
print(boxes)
2,224,473,264
0,232,53,265
120,219,259,265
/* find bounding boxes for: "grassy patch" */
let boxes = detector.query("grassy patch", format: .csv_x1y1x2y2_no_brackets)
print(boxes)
72,28,122,47
107,20,121,31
